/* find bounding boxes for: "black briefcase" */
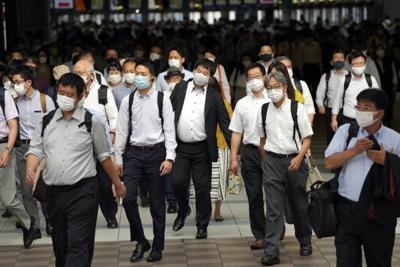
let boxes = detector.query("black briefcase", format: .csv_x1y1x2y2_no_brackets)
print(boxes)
32,173,49,202
307,179,337,238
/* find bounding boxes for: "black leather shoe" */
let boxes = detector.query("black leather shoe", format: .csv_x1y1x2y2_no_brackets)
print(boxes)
167,202,177,214
45,219,53,236
300,243,313,256
16,221,23,229
261,256,280,266
2,210,12,218
196,228,207,239
22,217,36,249
173,216,185,232
147,250,162,262
33,229,42,240
130,240,151,262
141,195,149,207
107,217,119,229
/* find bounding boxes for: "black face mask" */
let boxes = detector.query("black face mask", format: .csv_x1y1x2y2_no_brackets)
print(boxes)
333,61,345,70
106,57,117,64
260,54,272,62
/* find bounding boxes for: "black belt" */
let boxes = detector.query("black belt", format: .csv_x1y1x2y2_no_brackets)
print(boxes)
0,138,8,144
129,142,164,151
20,139,30,145
48,177,96,192
266,151,298,158
178,140,207,145
245,144,258,150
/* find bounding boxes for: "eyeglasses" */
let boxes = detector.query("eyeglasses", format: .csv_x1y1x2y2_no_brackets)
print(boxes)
247,75,264,81
11,80,25,86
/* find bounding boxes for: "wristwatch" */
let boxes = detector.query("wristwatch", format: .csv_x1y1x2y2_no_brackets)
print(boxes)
5,147,13,152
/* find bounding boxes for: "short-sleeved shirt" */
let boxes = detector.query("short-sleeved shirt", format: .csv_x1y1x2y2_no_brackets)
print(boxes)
256,98,314,154
26,107,110,185
325,124,400,202
0,90,19,139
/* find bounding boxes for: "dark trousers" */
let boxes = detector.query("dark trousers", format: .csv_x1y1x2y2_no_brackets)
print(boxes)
325,107,335,145
47,178,98,267
122,146,166,251
172,141,212,228
262,155,311,257
165,173,175,202
335,198,396,267
241,145,265,240
96,163,117,220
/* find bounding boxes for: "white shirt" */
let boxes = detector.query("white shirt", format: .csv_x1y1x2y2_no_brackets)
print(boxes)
332,73,379,118
156,68,193,92
229,90,270,146
83,79,119,130
177,81,207,142
256,98,314,154
315,69,348,108
17,90,56,140
291,78,315,115
214,64,231,103
114,86,177,165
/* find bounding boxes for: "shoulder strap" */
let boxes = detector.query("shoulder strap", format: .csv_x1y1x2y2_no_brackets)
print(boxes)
342,73,352,107
293,78,303,94
98,85,108,106
0,87,5,116
324,72,331,105
40,92,46,113
157,91,164,129
41,109,57,137
346,121,359,148
261,102,270,138
126,90,136,147
365,73,372,87
78,110,93,133
95,72,102,85
290,100,301,151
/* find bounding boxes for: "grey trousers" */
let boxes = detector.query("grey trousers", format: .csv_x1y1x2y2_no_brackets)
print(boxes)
0,143,30,228
262,155,311,257
15,144,41,229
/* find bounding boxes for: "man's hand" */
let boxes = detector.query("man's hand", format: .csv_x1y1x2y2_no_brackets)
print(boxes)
0,150,10,168
160,160,173,176
231,156,239,176
26,167,36,186
288,155,303,172
352,138,374,154
112,181,126,199
331,119,338,132
117,164,124,176
318,106,326,114
367,144,386,165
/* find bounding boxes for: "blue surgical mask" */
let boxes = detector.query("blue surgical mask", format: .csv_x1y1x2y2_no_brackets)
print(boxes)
135,75,151,90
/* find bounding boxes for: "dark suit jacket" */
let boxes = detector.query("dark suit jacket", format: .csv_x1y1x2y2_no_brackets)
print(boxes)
170,80,231,162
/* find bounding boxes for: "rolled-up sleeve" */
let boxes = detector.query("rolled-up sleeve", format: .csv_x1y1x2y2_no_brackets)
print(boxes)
297,103,314,139
301,81,315,115
229,103,243,134
91,116,111,162
4,91,18,120
162,95,177,161
105,88,119,130
315,73,327,108
325,124,348,158
114,96,130,165
25,117,44,160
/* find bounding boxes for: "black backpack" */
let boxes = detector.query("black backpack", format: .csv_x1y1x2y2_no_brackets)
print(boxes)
98,85,108,106
261,100,301,151
125,90,164,149
41,109,93,138
307,121,359,238
342,73,372,107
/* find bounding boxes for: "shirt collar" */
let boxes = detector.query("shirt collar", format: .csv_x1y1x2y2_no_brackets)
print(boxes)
22,89,38,100
190,81,207,92
360,123,385,138
54,106,85,122
138,83,156,98
251,89,268,100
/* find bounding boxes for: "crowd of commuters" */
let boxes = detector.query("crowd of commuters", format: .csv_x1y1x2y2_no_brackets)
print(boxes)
0,15,399,267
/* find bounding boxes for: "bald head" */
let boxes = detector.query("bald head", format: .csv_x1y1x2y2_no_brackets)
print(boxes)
73,59,94,85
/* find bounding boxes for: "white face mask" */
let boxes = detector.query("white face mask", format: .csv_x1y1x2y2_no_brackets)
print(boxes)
80,75,88,84
168,82,177,90
247,78,264,93
124,73,135,84
351,66,366,76
242,60,251,67
108,74,122,84
149,53,161,61
287,68,294,78
168,59,181,69
193,72,209,87
206,57,215,62
14,83,28,96
267,88,285,103
57,94,76,112
355,110,378,128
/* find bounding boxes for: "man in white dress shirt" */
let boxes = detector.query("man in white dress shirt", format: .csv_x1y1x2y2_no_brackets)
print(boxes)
230,62,270,250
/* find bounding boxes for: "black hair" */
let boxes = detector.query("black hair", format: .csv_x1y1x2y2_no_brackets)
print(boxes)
11,65,34,82
194,59,216,76
57,73,86,97
72,54,82,65
348,50,367,64
106,61,122,73
356,88,388,111
168,46,185,58
245,63,266,77
258,43,274,53
122,58,137,68
267,60,295,100
135,59,156,77
331,49,345,59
